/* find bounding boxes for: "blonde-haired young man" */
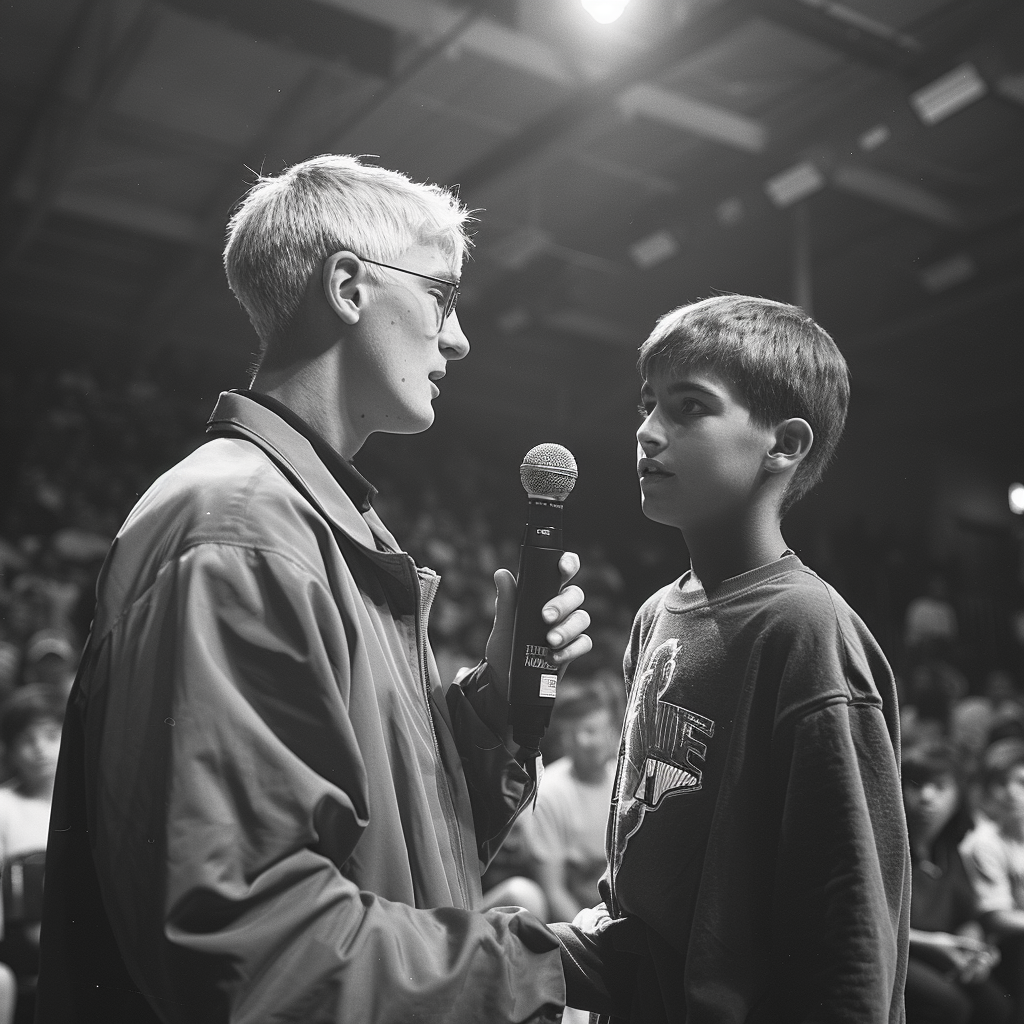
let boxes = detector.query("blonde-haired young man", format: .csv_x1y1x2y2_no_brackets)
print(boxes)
37,155,591,1024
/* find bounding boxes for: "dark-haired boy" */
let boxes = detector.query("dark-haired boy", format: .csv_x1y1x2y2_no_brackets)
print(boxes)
960,738,1024,1018
553,295,910,1022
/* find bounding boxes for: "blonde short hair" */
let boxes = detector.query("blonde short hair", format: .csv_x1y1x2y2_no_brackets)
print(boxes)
223,154,473,363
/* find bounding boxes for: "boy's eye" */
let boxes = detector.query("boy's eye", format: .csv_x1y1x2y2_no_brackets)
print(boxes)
678,398,704,415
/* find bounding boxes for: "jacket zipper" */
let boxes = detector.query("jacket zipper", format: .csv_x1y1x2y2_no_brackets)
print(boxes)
412,565,470,909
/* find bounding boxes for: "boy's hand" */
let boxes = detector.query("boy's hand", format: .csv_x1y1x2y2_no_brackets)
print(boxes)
484,551,592,692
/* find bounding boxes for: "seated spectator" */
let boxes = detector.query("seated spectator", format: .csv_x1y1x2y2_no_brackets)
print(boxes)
0,685,64,1022
479,816,549,923
903,656,969,746
524,680,621,924
903,742,1008,1024
20,630,78,700
906,572,959,654
961,739,1024,1022
953,671,1024,769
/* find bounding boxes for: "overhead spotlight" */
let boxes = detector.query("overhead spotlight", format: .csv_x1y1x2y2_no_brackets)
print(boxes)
581,0,631,24
1010,483,1024,516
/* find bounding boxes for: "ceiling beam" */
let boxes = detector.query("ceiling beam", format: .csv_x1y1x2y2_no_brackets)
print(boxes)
0,0,102,205
756,0,922,72
1,2,161,269
617,83,768,154
314,0,579,86
830,163,967,229
11,181,206,246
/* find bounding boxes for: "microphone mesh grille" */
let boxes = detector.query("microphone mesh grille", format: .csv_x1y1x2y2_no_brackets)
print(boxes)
520,444,578,501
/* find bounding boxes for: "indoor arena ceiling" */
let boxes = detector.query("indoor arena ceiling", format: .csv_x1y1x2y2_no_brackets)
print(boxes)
1,0,1023,463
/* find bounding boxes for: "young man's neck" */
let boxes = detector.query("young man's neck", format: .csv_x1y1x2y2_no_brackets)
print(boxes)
683,508,790,593
255,348,365,461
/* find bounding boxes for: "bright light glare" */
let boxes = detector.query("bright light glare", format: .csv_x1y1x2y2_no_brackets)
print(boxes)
582,0,631,24
1010,483,1024,515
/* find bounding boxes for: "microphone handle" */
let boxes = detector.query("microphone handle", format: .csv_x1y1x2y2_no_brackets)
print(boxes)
509,501,565,750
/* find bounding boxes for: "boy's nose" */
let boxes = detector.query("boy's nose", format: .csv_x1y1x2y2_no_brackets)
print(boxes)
440,311,469,360
636,423,665,456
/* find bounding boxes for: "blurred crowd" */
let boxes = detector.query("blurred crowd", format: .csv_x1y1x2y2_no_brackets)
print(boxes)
1,369,1024,1022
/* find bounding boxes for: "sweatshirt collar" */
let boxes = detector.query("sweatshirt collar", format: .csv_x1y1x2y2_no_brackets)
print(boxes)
663,552,805,613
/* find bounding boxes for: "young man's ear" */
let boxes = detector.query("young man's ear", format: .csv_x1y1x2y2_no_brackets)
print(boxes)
764,418,813,475
322,250,365,325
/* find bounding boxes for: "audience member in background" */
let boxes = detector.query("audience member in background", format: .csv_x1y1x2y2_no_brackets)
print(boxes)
961,739,1024,1022
525,681,621,924
952,671,1024,770
19,630,77,700
0,685,64,1022
902,742,1008,1024
906,572,960,656
903,656,969,746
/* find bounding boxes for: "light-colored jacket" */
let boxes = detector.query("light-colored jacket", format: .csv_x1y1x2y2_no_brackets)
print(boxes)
37,391,564,1023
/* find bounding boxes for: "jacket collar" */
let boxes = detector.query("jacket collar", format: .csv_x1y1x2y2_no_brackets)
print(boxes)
230,389,377,513
206,390,402,559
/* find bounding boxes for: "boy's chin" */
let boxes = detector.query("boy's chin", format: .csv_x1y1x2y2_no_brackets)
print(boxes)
640,498,685,531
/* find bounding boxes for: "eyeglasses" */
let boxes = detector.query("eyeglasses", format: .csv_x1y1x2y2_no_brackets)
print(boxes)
358,256,460,331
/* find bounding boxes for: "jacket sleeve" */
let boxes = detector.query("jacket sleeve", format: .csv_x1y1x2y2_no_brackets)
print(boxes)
445,660,539,867
768,699,910,1024
84,542,564,1024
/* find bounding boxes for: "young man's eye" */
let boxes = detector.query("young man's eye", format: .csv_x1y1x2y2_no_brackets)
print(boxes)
678,398,704,415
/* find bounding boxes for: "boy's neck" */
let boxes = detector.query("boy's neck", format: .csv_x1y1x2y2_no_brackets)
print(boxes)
683,511,790,593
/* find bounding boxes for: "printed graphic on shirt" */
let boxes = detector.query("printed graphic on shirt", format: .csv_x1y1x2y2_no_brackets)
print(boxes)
611,638,716,877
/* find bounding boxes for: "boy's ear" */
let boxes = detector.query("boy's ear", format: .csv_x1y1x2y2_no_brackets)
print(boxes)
764,418,813,475
322,250,365,326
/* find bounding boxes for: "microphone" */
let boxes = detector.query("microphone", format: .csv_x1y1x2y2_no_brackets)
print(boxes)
509,443,578,752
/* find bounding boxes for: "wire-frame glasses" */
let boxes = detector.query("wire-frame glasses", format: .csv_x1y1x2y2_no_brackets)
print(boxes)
358,256,459,331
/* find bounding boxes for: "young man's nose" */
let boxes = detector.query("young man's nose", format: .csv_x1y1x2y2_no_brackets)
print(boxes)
439,311,469,360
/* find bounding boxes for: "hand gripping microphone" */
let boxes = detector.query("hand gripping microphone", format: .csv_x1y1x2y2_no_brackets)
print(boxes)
509,443,578,753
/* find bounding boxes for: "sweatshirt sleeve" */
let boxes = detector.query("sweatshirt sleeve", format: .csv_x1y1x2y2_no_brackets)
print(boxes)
769,698,909,1024
77,541,564,1024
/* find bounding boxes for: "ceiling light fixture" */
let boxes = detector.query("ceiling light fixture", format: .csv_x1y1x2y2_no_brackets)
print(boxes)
764,161,825,208
581,0,631,24
910,64,987,125
1007,483,1024,516
1010,483,1024,516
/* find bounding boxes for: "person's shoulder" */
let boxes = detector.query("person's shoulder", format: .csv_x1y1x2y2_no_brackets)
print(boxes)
120,438,330,562
95,440,335,628
540,756,575,789
759,567,881,653
961,816,1008,858
754,566,894,713
0,782,27,817
756,565,843,630
631,579,682,630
